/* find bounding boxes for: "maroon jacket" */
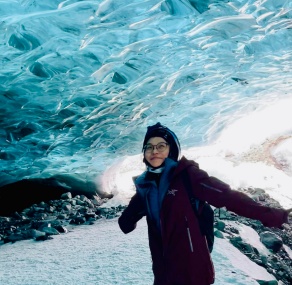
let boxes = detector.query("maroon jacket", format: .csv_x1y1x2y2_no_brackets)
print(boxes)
118,157,288,285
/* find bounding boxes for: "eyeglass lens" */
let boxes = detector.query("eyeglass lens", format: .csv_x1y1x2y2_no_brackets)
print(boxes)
145,142,168,152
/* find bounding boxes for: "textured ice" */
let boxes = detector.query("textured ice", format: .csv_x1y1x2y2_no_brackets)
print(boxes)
1,0,291,185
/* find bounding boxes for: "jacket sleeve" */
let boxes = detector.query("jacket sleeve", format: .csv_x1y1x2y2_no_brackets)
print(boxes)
118,193,146,234
186,166,289,228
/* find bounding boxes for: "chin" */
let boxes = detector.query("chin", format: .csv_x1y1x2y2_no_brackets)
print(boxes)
149,161,163,168
150,164,162,168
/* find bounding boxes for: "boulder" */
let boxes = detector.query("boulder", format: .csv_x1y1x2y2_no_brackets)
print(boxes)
259,231,283,252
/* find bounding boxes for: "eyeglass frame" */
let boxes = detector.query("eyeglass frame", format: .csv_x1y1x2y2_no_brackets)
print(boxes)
143,142,169,153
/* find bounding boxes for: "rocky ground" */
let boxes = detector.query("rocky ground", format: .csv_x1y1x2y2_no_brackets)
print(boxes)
0,191,124,244
214,188,292,285
0,188,291,285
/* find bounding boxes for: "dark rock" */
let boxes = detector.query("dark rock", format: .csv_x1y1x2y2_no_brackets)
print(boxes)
5,233,24,243
54,225,68,234
214,230,224,238
35,235,53,241
84,212,97,220
256,280,278,285
62,203,72,211
41,227,60,235
260,231,283,252
215,220,226,231
23,229,46,239
31,221,51,230
70,216,86,225
61,192,72,200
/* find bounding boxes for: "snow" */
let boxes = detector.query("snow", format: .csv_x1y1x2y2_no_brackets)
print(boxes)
0,218,276,285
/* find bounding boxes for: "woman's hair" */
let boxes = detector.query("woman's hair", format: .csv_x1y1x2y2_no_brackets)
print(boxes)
142,122,181,161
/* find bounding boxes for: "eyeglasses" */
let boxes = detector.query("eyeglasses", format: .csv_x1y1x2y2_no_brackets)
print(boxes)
144,142,169,153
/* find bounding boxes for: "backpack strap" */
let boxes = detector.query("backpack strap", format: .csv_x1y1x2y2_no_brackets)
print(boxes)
182,169,215,252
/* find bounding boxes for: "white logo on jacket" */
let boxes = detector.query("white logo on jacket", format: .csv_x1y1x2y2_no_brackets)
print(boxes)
168,189,178,196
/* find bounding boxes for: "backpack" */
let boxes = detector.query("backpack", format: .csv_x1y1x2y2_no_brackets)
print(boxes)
182,170,215,253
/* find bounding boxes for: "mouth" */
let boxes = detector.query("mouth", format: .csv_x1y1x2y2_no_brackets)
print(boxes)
150,157,162,161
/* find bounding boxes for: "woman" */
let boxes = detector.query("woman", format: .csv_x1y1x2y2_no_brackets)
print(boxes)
118,122,292,285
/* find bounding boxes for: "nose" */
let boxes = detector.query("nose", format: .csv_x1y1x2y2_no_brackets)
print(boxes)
152,146,159,153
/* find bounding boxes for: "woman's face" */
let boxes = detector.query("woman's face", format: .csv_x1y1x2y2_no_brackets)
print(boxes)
144,137,170,168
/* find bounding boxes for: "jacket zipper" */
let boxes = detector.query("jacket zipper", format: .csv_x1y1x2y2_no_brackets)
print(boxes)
185,216,194,252
160,218,165,256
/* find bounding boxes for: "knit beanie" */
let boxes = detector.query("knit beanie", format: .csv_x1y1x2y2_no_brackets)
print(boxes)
142,122,181,162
